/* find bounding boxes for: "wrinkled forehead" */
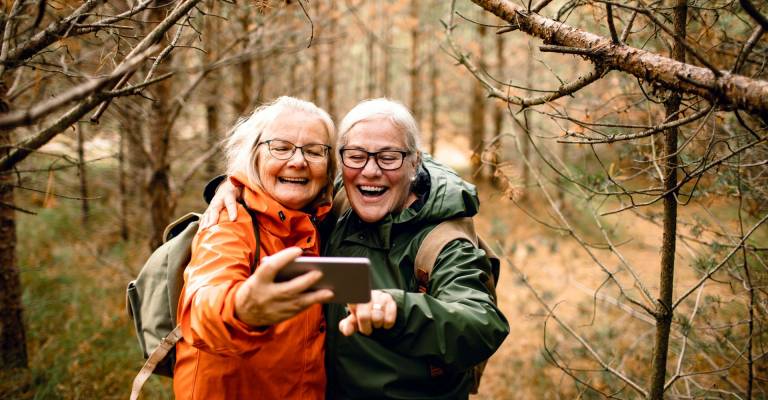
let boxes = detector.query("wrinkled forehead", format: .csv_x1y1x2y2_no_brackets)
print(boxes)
344,117,407,149
263,109,330,143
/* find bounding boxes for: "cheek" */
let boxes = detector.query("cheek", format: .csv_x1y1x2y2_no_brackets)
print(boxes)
258,159,280,184
311,164,329,185
342,168,357,185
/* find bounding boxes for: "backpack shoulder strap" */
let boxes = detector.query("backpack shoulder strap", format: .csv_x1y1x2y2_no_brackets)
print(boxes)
130,326,182,400
414,218,478,293
241,203,260,271
163,212,201,243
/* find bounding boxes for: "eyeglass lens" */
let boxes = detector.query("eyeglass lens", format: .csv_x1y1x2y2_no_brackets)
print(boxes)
266,140,328,162
341,149,406,170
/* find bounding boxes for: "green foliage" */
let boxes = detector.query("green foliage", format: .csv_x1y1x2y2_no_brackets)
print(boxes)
16,190,172,399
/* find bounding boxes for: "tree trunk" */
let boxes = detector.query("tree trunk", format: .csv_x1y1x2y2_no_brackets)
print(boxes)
380,0,391,98
236,7,253,114
204,0,220,175
77,123,89,225
146,5,174,249
521,40,533,200
147,89,172,249
469,22,487,180
429,49,439,155
326,0,337,120
0,83,27,368
649,1,687,398
409,0,420,126
311,0,322,105
255,55,266,106
490,32,505,188
289,56,299,97
118,130,129,241
125,106,145,202
366,1,377,98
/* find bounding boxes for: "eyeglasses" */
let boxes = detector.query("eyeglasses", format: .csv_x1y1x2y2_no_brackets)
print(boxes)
339,148,410,171
258,140,330,163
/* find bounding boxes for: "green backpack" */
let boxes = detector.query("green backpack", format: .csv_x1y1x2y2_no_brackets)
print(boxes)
126,208,259,400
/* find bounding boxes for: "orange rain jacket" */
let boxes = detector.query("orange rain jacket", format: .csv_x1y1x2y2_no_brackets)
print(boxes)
174,172,330,400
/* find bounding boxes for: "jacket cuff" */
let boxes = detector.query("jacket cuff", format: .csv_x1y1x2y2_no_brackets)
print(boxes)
222,282,274,337
203,174,227,204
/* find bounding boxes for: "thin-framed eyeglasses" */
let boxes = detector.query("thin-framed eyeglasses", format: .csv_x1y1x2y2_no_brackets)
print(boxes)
339,148,410,171
258,139,330,163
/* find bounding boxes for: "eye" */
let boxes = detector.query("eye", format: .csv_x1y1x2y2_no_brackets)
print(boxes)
269,141,294,153
344,150,366,160
305,145,326,157
378,152,400,164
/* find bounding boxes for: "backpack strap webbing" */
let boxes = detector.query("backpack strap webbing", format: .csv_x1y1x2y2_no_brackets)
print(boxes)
242,204,261,269
130,326,182,400
412,217,499,395
414,218,478,293
129,205,260,400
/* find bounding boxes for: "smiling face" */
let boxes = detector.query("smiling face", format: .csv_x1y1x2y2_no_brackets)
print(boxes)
341,118,419,223
256,110,330,210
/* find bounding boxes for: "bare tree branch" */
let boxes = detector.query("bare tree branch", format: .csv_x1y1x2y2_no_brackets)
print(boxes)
673,212,768,309
469,0,768,119
0,47,154,129
740,0,768,32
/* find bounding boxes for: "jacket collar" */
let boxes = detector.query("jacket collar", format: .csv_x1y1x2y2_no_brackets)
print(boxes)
230,172,330,251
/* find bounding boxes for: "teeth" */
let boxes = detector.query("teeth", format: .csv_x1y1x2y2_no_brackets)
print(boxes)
359,185,385,192
280,177,308,183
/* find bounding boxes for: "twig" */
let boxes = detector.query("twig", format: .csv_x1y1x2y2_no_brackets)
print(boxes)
0,47,154,129
673,212,768,309
606,3,619,44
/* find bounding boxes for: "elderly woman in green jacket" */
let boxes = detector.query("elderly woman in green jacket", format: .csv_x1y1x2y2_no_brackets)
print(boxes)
206,98,509,399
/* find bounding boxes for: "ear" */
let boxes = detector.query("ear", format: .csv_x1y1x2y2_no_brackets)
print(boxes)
412,151,422,169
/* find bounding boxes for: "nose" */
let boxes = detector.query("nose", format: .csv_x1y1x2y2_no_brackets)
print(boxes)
360,155,382,177
286,149,308,167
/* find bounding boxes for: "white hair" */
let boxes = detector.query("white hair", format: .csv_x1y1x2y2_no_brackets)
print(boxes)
337,98,422,154
224,96,337,201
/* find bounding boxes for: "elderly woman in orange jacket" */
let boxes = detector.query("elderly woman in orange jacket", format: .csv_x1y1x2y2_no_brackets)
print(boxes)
173,97,337,399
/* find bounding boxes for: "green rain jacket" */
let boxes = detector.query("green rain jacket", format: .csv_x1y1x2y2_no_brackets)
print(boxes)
324,156,509,399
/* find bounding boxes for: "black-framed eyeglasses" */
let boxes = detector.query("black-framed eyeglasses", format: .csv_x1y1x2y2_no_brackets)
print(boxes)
258,139,330,163
339,148,410,171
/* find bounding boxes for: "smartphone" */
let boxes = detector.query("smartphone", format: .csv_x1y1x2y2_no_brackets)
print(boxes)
275,256,372,304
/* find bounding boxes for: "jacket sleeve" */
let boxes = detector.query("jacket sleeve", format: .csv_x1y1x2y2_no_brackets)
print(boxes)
178,208,273,356
377,239,509,370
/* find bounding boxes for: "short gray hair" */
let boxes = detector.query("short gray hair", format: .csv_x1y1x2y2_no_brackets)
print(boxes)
337,98,422,154
224,96,337,202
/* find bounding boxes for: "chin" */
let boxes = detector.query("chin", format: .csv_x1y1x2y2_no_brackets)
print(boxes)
353,207,386,223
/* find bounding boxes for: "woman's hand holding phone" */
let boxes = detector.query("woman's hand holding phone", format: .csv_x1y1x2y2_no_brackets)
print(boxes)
234,247,334,327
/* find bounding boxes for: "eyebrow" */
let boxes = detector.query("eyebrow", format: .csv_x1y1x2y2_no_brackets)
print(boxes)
269,138,330,145
343,145,406,151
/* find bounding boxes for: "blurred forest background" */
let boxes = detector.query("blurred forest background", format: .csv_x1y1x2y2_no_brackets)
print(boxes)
1,0,767,398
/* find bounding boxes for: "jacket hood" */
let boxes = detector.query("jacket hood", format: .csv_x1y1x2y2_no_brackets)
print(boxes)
394,154,479,226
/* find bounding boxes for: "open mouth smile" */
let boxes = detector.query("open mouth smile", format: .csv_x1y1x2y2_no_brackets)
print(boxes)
358,185,388,197
279,177,309,185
